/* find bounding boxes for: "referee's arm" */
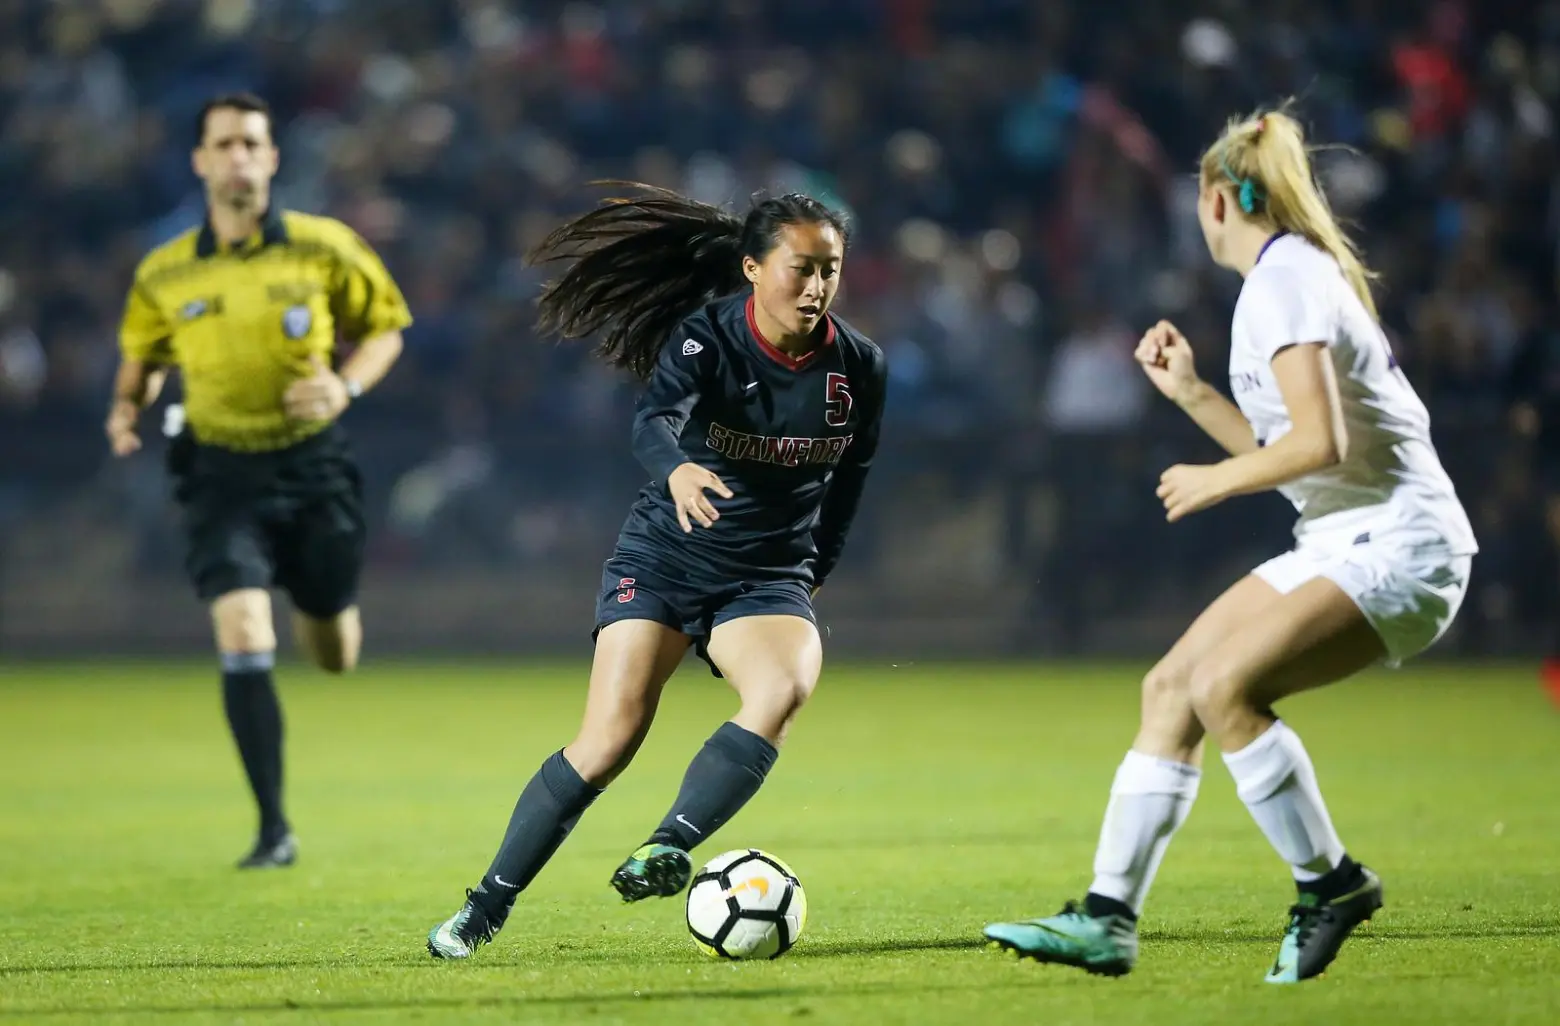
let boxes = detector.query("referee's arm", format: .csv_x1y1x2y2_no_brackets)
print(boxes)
285,227,413,420
338,329,405,395
108,278,173,456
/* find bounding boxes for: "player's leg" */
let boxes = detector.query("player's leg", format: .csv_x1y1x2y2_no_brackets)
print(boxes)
985,573,1283,972
1150,541,1465,983
291,607,361,674
170,431,293,867
208,582,294,869
271,449,368,675
1186,575,1389,983
182,489,297,870
427,568,693,958
651,614,816,845
612,584,819,903
485,620,688,896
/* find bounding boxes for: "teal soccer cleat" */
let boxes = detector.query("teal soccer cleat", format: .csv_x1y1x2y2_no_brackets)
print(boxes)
609,843,692,902
1265,867,1383,984
984,901,1138,977
426,891,497,960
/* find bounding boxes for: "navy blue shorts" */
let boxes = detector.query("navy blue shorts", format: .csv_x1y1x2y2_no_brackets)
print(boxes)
593,554,815,677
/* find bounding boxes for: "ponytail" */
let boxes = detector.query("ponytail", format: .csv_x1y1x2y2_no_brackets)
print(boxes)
528,182,746,381
529,182,850,381
1201,108,1381,321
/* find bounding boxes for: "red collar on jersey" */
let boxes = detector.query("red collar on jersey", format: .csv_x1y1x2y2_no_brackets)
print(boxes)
745,294,837,371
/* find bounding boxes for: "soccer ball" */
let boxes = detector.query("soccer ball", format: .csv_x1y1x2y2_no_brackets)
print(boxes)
685,848,807,959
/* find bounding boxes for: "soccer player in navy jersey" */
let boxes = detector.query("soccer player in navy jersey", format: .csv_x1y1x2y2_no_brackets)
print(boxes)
427,184,887,959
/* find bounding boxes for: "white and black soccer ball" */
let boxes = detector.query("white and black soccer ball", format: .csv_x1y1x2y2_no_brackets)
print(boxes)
685,848,807,960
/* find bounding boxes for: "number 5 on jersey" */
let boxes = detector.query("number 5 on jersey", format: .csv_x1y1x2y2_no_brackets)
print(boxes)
824,372,852,427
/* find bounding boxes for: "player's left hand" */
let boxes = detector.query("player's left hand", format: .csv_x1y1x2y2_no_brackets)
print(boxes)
1156,463,1231,522
284,355,350,421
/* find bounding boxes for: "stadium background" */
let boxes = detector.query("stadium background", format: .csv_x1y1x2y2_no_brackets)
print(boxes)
0,0,1555,660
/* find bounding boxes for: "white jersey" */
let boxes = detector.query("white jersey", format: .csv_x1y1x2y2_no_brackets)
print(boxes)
1228,234,1477,554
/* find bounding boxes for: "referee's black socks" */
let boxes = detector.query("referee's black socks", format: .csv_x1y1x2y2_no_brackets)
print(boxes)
220,651,288,844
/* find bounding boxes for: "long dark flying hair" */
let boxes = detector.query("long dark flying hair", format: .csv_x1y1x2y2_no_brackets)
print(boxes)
528,181,849,380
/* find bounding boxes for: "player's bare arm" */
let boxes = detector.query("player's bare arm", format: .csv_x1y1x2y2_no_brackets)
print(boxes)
1135,319,1257,458
1158,342,1346,521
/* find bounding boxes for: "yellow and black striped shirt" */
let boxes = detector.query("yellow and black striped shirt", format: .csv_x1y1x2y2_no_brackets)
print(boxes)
118,207,413,452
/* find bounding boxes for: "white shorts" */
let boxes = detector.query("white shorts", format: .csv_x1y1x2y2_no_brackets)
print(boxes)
1252,530,1473,668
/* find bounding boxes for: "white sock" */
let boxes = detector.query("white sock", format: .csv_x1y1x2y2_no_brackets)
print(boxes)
1222,720,1345,882
1088,751,1201,915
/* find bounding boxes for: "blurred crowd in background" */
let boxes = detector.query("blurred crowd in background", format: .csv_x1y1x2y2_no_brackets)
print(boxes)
0,0,1555,656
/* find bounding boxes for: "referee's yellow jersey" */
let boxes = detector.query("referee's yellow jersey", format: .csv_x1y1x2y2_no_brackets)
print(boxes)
118,207,413,452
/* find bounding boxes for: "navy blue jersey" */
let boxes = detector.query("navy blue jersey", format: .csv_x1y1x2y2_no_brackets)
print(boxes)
617,293,886,587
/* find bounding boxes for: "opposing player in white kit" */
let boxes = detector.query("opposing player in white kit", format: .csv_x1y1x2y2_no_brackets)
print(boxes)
984,109,1477,984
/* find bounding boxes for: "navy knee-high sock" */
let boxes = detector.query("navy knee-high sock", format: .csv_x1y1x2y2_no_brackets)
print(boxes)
471,750,603,924
648,722,778,851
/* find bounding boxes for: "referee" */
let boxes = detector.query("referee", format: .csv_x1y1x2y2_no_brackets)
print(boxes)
105,94,412,869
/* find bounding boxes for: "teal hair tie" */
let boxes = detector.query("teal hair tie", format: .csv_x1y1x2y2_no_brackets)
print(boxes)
1219,154,1266,214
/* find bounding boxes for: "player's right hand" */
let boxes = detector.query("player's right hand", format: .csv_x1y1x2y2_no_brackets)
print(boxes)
668,462,733,533
1135,319,1201,404
105,400,142,457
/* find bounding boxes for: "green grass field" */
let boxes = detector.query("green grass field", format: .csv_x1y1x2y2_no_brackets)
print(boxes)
1,660,1556,1025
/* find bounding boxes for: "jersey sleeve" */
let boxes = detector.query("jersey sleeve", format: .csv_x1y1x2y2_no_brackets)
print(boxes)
117,267,173,363
811,341,887,586
631,327,716,484
327,224,414,341
1238,265,1335,364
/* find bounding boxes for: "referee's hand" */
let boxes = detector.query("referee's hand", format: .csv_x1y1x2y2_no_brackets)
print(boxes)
106,400,142,457
284,355,350,422
668,462,733,533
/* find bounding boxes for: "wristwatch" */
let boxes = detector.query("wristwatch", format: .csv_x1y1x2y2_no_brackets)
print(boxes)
343,377,363,400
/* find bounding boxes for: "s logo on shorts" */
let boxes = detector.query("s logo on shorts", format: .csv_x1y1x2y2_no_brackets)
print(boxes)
616,577,637,603
282,305,313,339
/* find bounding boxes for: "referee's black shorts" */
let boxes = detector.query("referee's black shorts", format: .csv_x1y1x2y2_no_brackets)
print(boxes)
168,422,366,619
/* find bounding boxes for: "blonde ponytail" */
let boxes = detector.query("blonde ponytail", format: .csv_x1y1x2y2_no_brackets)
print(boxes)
1200,108,1380,321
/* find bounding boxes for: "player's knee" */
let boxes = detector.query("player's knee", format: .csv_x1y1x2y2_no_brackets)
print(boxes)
1140,660,1193,720
1133,661,1203,756
211,590,276,653
740,673,816,733
1187,659,1247,734
782,674,817,716
570,700,656,785
566,730,641,787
